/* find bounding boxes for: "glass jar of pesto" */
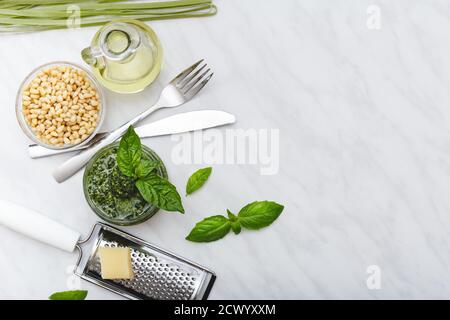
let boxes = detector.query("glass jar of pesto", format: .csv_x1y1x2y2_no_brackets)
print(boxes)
83,142,167,226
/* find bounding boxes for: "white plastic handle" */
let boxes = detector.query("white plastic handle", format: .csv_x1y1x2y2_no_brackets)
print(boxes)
0,200,80,252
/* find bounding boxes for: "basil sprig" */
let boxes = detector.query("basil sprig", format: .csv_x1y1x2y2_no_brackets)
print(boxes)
117,126,184,214
186,167,212,195
49,290,88,300
186,201,284,242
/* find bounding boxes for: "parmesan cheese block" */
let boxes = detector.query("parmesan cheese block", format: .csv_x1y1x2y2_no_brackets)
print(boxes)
98,247,134,280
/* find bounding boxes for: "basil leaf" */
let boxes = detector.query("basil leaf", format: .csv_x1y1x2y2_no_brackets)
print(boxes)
186,167,212,195
136,174,184,213
186,215,231,242
117,126,141,177
238,201,284,230
227,209,241,234
49,290,88,300
135,159,160,178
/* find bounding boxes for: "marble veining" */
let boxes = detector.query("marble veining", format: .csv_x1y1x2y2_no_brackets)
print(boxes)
0,0,450,299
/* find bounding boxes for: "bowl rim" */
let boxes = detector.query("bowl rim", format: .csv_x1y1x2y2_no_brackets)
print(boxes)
15,61,106,150
83,142,168,226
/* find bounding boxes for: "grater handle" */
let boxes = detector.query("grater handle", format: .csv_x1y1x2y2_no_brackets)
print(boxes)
0,199,80,252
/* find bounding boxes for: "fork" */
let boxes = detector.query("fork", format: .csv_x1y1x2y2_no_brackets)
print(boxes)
52,60,213,183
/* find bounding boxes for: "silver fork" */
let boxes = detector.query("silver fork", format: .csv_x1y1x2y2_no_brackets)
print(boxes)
52,60,213,183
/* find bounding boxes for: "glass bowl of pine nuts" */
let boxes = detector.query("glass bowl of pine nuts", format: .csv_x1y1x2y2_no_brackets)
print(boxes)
16,61,105,150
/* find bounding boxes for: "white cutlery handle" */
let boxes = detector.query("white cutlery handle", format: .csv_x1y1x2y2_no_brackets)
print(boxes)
29,143,89,159
0,200,80,252
52,127,126,183
29,133,108,159
52,104,160,183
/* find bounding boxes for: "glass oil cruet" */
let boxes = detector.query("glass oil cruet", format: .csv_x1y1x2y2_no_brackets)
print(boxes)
81,20,163,94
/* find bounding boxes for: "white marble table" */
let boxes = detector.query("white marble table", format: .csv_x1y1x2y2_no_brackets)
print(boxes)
1,0,450,299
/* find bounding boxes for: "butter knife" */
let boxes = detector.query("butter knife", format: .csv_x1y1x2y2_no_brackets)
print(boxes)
29,110,236,159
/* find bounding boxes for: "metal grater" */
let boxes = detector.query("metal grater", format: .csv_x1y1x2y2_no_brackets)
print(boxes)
73,222,216,300
0,200,216,300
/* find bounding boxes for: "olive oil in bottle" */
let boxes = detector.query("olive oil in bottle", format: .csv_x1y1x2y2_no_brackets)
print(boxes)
82,20,163,94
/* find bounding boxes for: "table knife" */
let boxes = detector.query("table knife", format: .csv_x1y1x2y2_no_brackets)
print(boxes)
28,110,236,159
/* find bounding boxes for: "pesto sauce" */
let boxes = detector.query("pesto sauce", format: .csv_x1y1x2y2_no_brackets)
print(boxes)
86,146,150,220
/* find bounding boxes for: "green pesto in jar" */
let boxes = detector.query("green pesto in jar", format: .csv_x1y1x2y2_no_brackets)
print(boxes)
83,143,167,225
